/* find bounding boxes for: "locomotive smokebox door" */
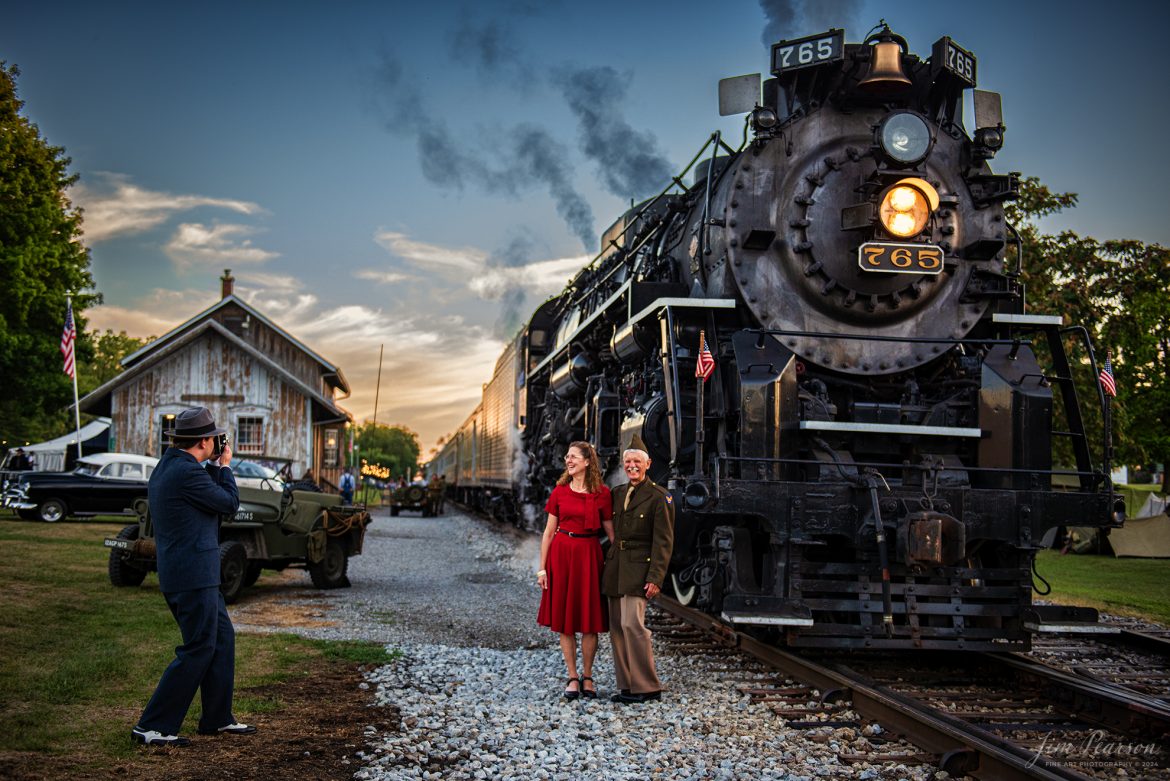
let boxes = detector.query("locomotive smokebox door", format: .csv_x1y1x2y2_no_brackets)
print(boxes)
898,511,965,566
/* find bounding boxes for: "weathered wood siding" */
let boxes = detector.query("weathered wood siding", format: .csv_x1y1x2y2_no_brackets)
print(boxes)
108,332,312,475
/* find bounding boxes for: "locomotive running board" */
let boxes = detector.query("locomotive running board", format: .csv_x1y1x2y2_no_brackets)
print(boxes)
1022,605,1119,634
799,420,983,438
722,611,815,627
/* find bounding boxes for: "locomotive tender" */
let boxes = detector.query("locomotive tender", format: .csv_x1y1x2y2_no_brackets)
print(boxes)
433,25,1119,650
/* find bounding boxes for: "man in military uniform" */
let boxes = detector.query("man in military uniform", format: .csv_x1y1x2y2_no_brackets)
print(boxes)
602,434,674,703
426,473,443,517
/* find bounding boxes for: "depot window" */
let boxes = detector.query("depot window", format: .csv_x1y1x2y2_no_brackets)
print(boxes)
324,427,339,468
236,417,265,456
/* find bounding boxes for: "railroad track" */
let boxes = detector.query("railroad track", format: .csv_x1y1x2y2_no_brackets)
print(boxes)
650,596,1170,780
1025,629,1170,703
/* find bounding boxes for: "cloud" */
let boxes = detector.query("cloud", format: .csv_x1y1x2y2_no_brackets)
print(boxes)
374,229,487,272
164,223,279,269
71,172,263,243
354,269,413,285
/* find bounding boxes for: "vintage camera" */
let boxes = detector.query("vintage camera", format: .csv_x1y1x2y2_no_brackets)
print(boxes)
211,433,229,459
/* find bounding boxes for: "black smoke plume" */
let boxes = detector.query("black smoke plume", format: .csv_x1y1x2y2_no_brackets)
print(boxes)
759,0,863,47
557,66,673,202
371,52,596,249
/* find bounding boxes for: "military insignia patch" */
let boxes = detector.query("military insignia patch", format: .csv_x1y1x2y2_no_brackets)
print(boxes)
665,494,673,504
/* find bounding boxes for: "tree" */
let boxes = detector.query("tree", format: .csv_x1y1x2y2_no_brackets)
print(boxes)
355,422,421,482
0,63,95,446
78,329,154,394
1010,177,1170,490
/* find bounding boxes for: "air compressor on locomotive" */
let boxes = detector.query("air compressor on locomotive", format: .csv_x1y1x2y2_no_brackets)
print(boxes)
434,24,1120,651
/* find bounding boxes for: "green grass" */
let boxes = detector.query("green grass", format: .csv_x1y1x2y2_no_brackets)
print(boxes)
1035,549,1170,625
0,517,395,764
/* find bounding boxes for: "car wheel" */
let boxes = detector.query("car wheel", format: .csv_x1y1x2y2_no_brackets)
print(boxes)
308,539,349,589
219,541,248,604
243,560,263,588
390,506,400,517
108,523,148,587
38,498,68,523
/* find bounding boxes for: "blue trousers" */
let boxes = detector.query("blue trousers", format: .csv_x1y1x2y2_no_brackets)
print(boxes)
138,586,236,735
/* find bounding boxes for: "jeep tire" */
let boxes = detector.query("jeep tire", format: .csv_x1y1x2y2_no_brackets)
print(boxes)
308,539,349,589
219,541,248,604
108,523,148,587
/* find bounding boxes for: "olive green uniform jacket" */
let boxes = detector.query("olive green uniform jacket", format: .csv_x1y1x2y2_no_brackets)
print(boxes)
602,478,675,597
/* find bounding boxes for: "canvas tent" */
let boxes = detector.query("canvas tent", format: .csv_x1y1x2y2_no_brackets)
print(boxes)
17,417,112,472
1108,488,1170,558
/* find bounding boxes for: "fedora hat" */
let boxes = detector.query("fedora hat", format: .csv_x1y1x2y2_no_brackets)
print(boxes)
165,407,228,439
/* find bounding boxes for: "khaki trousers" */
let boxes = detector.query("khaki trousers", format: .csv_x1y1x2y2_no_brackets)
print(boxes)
608,594,660,694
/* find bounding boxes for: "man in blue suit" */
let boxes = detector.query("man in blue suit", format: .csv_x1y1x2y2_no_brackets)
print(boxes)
132,407,256,747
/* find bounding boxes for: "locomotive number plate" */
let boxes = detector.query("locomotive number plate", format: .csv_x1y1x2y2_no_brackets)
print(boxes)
772,29,844,74
858,242,944,274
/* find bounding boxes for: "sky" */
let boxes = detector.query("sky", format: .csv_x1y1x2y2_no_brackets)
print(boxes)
4,0,1168,455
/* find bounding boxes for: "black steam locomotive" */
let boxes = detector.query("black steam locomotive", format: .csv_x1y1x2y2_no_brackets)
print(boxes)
433,25,1119,650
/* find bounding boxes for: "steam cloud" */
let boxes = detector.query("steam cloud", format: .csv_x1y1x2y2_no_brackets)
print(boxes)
759,0,864,47
486,231,538,338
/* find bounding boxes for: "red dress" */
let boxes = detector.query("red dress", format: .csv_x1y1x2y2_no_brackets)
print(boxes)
537,483,612,634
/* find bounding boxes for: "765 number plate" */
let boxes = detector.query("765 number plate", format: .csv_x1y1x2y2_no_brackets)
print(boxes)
858,242,944,274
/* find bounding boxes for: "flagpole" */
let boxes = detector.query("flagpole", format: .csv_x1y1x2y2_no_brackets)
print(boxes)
693,330,706,478
372,343,384,429
67,293,82,460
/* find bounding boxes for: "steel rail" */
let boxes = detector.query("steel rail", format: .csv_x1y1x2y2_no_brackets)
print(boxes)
655,595,1102,781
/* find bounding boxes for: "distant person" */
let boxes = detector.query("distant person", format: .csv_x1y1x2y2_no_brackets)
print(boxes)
132,407,255,747
339,467,356,504
537,441,614,700
438,474,447,514
603,434,674,704
8,448,32,471
427,474,443,516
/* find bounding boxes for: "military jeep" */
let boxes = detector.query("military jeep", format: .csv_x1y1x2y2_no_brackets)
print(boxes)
389,483,433,517
104,485,372,603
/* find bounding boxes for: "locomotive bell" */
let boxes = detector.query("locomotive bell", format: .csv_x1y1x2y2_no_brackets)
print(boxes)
858,30,912,96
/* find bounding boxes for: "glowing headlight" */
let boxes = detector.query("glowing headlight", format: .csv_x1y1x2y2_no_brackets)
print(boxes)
878,179,939,238
878,112,932,165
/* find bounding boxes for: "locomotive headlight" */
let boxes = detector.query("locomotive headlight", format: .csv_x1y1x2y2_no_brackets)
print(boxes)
877,112,933,166
878,178,939,238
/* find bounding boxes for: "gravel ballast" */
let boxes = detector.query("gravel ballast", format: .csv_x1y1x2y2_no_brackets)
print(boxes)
238,506,944,780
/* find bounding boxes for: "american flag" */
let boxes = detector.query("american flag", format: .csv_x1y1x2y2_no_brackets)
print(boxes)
60,300,76,379
695,330,715,382
1099,355,1117,398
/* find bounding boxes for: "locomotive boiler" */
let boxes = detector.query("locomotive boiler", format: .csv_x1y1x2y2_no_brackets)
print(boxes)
435,25,1119,651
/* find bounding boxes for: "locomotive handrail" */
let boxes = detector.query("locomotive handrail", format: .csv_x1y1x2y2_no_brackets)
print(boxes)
570,131,741,313
713,453,1103,480
751,327,1033,347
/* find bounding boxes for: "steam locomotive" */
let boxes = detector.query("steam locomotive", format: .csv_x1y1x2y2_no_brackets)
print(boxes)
432,25,1119,650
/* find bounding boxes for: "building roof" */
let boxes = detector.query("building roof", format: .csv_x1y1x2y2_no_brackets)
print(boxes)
79,319,351,422
120,294,350,395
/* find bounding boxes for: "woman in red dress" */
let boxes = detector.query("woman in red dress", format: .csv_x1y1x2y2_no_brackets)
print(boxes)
537,441,614,699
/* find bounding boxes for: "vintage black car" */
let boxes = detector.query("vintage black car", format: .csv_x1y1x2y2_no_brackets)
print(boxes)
3,453,158,522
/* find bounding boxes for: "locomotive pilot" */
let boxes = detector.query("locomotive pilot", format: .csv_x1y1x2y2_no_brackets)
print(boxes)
602,433,674,703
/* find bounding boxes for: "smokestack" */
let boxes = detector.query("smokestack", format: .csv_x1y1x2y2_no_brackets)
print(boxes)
220,269,234,299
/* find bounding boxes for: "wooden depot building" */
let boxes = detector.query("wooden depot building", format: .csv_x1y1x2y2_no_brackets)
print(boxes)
79,270,353,487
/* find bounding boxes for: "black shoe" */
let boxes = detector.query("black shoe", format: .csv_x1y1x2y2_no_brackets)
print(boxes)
197,722,257,736
614,691,662,704
609,689,630,703
580,676,597,699
563,677,580,701
132,726,191,747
